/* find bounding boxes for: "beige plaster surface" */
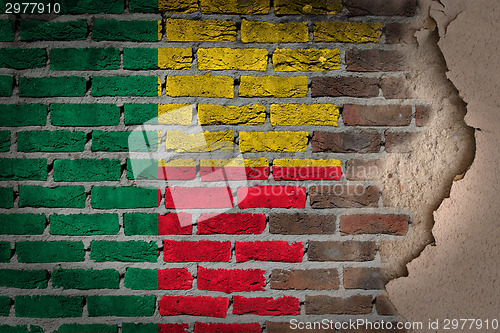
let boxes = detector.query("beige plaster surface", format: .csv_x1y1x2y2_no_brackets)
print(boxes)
387,0,500,329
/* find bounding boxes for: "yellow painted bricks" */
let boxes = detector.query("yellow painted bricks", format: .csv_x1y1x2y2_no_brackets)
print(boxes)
165,74,234,98
239,131,309,152
241,20,309,43
198,48,268,71
270,104,340,126
273,48,341,71
239,76,308,98
198,104,266,125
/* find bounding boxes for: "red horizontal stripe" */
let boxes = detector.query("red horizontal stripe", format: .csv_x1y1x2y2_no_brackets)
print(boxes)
158,166,196,180
200,166,269,181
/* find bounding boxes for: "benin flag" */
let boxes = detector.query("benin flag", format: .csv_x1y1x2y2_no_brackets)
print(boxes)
200,158,269,181
124,103,192,126
158,159,196,180
273,158,341,180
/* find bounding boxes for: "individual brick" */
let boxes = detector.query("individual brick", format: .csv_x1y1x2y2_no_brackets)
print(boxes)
308,241,376,261
241,20,308,43
52,269,119,290
93,20,160,42
0,214,45,235
159,268,193,290
238,186,306,209
124,268,158,290
50,48,120,70
197,213,266,235
381,77,414,99
124,213,157,235
163,240,231,262
165,187,233,209
343,105,412,126
50,214,119,235
311,77,380,97
272,158,341,181
416,105,431,127
91,187,158,209
124,104,157,125
239,131,308,152
273,48,340,71
269,213,336,234
166,74,233,98
20,20,87,41
50,104,120,126
0,242,10,262
375,295,399,316
92,131,159,152
198,104,266,125
235,241,303,262
0,49,46,69
159,296,228,318
346,49,406,72
19,186,85,208
90,241,157,262
55,324,118,333
344,267,385,289
58,0,124,14
195,323,261,333
233,296,300,316
310,185,379,208
346,159,381,181
314,22,383,42
312,131,381,153
0,104,47,126
15,296,84,318
200,158,269,181
385,22,417,44
166,130,234,152
0,159,47,181
19,77,86,97
123,323,189,333
87,296,155,317
0,296,10,316
305,295,372,315
124,48,192,70
0,76,13,96
198,48,268,71
197,267,265,293
159,213,193,235
344,0,417,16
340,214,410,235
200,0,269,14
16,241,84,263
0,187,13,208
274,0,342,14
158,103,193,124
92,76,160,97
0,269,49,289
130,0,198,13
0,20,14,41
126,159,159,180
17,131,86,152
157,159,197,181
385,131,418,153
0,325,44,332
270,103,339,126
53,159,121,182
124,213,193,235
270,269,339,290
166,19,236,42
239,76,308,98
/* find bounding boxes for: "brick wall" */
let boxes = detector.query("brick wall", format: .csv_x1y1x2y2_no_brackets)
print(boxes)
0,0,423,331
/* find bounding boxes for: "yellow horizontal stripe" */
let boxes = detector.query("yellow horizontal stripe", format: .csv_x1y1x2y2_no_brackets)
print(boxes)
273,158,341,167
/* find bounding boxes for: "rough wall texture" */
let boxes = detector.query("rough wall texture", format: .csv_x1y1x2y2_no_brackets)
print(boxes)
388,0,500,329
0,0,480,332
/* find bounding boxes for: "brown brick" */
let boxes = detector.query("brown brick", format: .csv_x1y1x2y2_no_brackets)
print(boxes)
344,0,417,16
381,77,414,99
385,23,417,44
311,77,379,98
346,159,381,181
346,49,406,72
340,214,410,235
344,267,385,289
416,105,431,127
305,295,372,315
266,322,332,333
310,185,379,209
269,213,335,235
308,241,376,261
376,295,399,316
343,105,412,126
312,131,381,153
270,269,339,290
385,132,418,153
340,325,407,333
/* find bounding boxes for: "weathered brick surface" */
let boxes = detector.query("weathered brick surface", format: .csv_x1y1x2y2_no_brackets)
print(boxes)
0,20,14,42
166,19,236,42
344,0,417,16
52,269,119,290
239,76,308,98
340,214,410,235
274,0,342,14
166,74,233,98
17,131,86,152
93,20,159,42
20,21,87,41
312,131,381,153
310,185,380,208
344,267,386,289
50,48,120,70
235,241,303,262
314,22,383,42
0,214,45,235
305,295,373,315
0,49,47,69
195,322,261,333
197,267,265,293
15,296,84,318
159,296,228,317
346,49,406,72
164,240,231,262
273,48,340,71
269,213,336,234
241,20,308,43
0,104,47,126
270,269,339,290
19,77,86,97
308,241,376,261
87,295,155,317
343,105,412,126
381,77,415,99
270,103,339,126
312,76,380,97
346,159,381,181
385,131,418,153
